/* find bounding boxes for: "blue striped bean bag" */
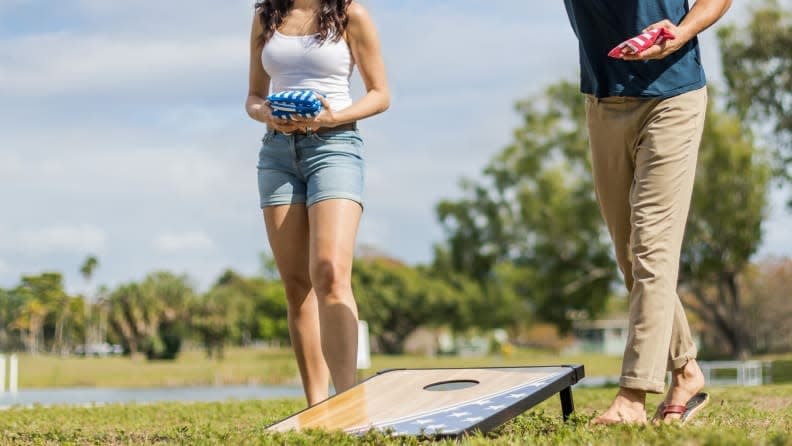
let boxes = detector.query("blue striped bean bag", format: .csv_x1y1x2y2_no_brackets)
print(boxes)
267,90,324,120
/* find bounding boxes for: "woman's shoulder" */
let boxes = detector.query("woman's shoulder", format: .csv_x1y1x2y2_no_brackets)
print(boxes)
347,1,371,24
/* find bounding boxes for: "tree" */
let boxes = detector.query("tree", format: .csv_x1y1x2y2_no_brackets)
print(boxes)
718,0,792,189
79,256,99,283
79,255,101,346
741,257,792,353
50,287,75,355
10,273,67,353
107,272,192,360
430,248,524,331
679,94,771,359
190,287,242,360
143,272,191,360
108,283,152,356
435,81,617,332
12,299,48,353
354,256,479,354
214,269,284,346
184,268,290,351
0,287,15,350
252,281,289,346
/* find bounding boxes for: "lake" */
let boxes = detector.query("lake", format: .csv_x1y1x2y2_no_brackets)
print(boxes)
0,377,614,409
0,385,305,408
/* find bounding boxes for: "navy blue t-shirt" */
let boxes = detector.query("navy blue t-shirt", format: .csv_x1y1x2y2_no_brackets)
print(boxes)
563,0,706,98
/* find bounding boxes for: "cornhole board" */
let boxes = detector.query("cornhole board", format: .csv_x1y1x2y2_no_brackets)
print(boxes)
267,365,585,438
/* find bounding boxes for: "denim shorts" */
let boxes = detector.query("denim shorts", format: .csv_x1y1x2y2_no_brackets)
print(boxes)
257,129,365,208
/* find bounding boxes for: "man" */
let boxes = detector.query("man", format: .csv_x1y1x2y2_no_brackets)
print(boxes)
562,0,732,424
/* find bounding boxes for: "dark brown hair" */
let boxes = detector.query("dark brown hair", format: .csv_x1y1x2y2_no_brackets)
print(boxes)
254,0,352,47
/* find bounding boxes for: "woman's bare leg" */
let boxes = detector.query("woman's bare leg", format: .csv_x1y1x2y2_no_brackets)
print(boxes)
264,204,329,405
308,199,362,394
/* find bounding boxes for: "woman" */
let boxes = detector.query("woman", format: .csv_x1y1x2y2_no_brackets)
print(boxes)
245,0,389,405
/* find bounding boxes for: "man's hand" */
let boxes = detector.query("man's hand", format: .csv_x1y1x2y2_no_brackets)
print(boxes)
621,21,690,61
623,0,732,61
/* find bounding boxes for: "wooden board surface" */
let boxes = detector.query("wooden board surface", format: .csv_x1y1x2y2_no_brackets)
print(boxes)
268,366,582,437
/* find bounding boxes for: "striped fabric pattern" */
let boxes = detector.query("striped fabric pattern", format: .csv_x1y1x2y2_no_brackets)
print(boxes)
267,90,324,120
608,28,676,58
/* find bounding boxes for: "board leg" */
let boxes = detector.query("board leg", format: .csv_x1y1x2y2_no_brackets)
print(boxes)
560,386,575,421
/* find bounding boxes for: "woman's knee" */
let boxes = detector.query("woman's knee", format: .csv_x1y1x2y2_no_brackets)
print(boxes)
310,257,352,297
281,273,313,304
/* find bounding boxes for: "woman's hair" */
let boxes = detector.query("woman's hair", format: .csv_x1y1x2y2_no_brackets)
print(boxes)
254,0,352,46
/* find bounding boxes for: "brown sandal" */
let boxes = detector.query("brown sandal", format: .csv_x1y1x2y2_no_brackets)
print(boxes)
654,392,710,425
662,404,687,418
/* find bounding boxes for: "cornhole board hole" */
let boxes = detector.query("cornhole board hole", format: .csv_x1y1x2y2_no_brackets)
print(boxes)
267,365,585,438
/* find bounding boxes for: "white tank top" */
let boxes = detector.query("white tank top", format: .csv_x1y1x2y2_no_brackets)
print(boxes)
261,31,354,111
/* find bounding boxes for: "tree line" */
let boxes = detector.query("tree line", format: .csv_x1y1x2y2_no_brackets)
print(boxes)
0,256,488,358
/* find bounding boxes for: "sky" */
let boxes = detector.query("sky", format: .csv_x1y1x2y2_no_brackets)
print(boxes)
1,0,790,294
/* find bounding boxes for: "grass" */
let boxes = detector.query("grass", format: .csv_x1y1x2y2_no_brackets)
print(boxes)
15,347,623,388
10,347,790,444
16,348,300,389
0,385,789,445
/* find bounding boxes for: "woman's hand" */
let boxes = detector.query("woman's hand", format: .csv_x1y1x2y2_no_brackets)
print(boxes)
290,95,341,130
621,20,690,61
252,102,301,133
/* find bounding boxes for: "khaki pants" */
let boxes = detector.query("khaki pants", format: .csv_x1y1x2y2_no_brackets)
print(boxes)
585,87,707,393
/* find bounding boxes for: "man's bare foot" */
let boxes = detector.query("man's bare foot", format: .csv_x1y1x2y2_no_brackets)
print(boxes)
591,387,648,425
655,359,705,423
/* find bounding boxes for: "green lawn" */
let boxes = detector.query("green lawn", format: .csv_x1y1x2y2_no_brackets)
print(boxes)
0,385,789,445
15,348,623,388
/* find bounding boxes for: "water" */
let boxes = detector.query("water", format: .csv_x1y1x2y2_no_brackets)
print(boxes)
0,376,616,409
0,385,305,408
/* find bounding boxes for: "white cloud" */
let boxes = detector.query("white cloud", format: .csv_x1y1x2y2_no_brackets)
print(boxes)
0,136,248,202
9,225,107,254
0,32,245,98
72,0,255,32
0,152,23,177
155,231,215,253
378,5,576,91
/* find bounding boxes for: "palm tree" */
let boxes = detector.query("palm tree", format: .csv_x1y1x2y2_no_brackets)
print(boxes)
12,273,66,354
0,288,10,350
12,299,48,354
79,255,99,345
80,256,99,284
107,272,193,360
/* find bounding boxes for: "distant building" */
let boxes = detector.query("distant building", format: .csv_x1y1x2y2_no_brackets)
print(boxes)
564,317,701,356
563,318,629,356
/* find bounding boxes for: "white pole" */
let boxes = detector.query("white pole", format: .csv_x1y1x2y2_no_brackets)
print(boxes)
0,354,5,394
9,354,18,394
356,320,371,370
